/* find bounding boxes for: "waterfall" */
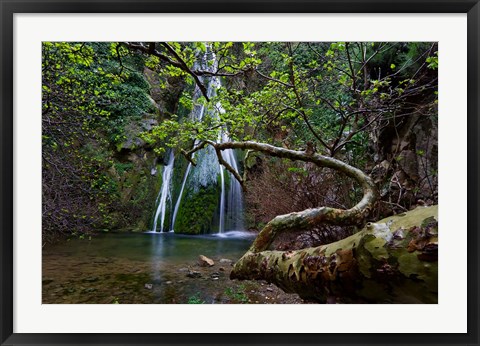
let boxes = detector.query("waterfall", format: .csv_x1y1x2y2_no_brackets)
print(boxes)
216,114,245,233
222,145,245,231
153,46,245,234
169,78,210,231
151,151,174,232
218,162,226,233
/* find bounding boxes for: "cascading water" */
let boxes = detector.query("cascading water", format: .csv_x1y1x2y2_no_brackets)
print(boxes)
170,75,212,232
221,142,245,232
151,151,174,232
216,108,245,233
152,47,245,234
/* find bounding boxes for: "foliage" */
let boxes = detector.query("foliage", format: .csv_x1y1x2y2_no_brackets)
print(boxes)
136,41,438,219
42,42,154,241
42,41,438,240
224,285,249,303
187,294,205,304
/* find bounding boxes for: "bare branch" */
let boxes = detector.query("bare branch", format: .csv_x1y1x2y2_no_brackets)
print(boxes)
254,68,293,88
160,42,210,101
214,147,244,187
125,42,210,101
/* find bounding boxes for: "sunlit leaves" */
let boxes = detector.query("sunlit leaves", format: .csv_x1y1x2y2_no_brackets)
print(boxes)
426,52,438,70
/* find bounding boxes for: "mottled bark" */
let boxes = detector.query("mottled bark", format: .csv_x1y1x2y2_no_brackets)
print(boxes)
231,206,438,303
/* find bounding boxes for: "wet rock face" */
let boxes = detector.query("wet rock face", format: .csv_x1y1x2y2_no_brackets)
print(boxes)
372,113,438,215
144,67,185,116
173,183,221,235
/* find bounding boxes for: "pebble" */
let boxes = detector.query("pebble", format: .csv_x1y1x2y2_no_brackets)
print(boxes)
82,287,96,293
144,283,153,289
186,271,202,278
165,281,172,285
266,287,273,292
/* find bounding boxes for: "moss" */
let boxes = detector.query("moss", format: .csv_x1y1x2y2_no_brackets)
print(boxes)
173,182,221,234
102,150,163,232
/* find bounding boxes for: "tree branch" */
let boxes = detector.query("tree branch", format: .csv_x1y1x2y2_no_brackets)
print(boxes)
125,42,210,101
213,146,244,187
210,141,378,253
160,42,210,101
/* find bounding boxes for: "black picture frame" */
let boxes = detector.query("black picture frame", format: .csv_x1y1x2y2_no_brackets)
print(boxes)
1,1,478,345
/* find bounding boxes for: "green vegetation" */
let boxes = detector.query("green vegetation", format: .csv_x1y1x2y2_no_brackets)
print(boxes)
187,294,205,304
224,285,249,303
42,41,437,253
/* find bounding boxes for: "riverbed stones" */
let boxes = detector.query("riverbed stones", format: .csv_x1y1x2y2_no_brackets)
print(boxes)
144,283,153,289
186,270,202,278
198,255,215,267
219,258,233,265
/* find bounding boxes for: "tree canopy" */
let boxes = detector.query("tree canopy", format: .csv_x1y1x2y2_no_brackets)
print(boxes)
42,41,438,242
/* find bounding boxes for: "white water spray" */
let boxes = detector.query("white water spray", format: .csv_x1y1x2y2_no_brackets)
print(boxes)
151,151,174,232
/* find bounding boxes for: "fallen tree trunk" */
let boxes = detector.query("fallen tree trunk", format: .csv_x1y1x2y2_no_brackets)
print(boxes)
231,206,438,303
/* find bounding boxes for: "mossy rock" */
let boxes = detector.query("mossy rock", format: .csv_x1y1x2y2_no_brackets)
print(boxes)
173,183,221,234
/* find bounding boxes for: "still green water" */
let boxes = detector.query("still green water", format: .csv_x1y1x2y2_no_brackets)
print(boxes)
42,231,258,304
48,231,254,263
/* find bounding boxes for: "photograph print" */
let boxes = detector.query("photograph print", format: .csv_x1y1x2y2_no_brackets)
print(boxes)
42,41,438,304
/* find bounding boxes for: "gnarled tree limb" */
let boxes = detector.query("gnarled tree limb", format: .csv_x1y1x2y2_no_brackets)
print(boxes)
209,140,378,252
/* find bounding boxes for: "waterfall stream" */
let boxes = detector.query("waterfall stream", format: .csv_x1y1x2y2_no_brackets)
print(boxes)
152,48,245,234
151,151,175,232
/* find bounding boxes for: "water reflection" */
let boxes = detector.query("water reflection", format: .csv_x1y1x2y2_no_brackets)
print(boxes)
43,232,255,303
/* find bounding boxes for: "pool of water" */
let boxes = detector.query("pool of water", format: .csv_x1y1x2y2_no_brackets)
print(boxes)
42,231,258,304
45,231,255,264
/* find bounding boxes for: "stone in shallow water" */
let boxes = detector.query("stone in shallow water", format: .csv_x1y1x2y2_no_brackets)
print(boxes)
186,271,202,278
81,288,96,293
198,255,215,267
144,283,153,289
